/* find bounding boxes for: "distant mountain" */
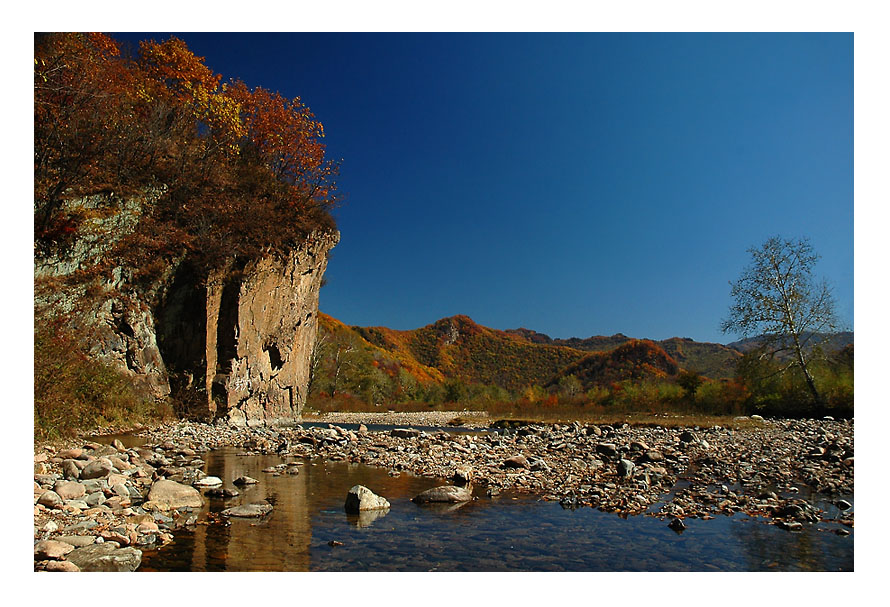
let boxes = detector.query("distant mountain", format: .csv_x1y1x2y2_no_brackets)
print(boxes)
506,328,742,379
350,315,587,391
316,314,853,397
726,332,854,359
546,340,680,391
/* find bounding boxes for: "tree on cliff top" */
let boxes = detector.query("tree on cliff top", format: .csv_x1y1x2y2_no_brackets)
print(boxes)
34,33,339,277
721,236,840,406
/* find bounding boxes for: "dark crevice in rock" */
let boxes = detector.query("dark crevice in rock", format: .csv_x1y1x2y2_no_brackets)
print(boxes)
216,278,240,374
265,341,284,372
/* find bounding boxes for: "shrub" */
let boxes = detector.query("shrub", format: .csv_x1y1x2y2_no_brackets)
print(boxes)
34,320,171,440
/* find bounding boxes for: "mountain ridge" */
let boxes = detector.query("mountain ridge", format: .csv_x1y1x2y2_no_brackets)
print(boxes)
313,312,853,399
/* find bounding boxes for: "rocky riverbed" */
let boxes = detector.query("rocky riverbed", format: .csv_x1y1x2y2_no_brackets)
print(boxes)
33,415,852,571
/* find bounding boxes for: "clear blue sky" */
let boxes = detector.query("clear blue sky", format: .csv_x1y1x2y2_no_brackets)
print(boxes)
114,32,853,343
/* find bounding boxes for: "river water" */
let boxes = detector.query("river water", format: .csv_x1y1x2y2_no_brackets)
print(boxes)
135,442,853,572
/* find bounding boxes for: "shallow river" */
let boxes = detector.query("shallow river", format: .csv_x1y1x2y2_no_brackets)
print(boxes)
135,440,853,572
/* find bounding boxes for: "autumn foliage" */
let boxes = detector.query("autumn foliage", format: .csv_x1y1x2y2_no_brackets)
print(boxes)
34,32,338,276
550,340,680,390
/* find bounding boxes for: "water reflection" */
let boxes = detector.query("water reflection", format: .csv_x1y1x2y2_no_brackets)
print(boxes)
138,446,853,572
346,508,390,528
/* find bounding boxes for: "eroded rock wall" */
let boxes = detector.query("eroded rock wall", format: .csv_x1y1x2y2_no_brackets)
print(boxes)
35,191,338,424
214,232,339,426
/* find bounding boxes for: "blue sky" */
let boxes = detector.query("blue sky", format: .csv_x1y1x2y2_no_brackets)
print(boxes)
114,32,854,343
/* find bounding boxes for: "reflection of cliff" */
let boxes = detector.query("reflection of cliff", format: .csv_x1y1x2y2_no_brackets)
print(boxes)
186,449,312,571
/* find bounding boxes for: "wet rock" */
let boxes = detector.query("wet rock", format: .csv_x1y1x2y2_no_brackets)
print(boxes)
412,485,473,504
65,542,142,572
679,430,696,443
221,501,273,517
775,520,803,532
147,479,203,509
836,499,852,511
193,476,223,487
206,487,240,499
617,459,635,478
345,485,391,513
233,475,258,485
668,518,686,533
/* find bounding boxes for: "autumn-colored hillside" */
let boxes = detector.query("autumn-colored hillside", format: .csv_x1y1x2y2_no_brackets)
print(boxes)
506,328,742,379
316,314,587,394
310,313,853,418
546,340,681,390
314,314,727,398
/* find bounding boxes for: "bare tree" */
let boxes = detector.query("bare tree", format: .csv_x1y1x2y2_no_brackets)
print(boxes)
306,332,328,398
329,341,356,398
721,236,839,405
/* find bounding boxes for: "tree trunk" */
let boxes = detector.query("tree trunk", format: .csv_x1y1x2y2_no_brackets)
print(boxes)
793,340,822,406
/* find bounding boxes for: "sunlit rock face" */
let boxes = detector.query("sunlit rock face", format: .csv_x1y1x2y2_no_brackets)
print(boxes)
210,231,339,426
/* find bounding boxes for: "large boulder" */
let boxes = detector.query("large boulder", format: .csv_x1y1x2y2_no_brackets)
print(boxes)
65,542,142,572
412,485,473,504
344,485,390,513
147,479,203,509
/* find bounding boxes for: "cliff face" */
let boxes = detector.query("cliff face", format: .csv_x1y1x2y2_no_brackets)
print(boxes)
207,233,338,426
35,192,338,426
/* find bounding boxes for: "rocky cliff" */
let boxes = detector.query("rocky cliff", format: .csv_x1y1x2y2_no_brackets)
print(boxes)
34,192,338,426
205,234,338,426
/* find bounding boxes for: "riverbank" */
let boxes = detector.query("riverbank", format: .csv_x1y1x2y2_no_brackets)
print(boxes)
33,414,852,571
303,410,489,428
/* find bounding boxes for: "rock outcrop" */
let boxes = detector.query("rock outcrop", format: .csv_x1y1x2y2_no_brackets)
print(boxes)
207,232,338,425
34,191,338,426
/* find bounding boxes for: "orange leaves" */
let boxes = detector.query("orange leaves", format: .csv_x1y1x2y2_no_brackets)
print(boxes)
139,37,220,96
139,37,245,154
226,80,337,209
35,32,338,278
